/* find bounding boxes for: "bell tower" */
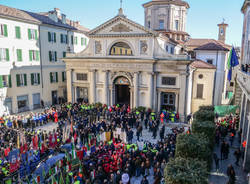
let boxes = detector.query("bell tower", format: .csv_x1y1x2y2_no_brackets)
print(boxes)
218,21,228,43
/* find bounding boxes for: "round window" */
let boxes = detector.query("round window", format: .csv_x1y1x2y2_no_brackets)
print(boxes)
198,74,203,79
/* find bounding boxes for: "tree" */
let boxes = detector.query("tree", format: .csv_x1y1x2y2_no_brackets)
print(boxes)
193,110,215,122
164,157,209,184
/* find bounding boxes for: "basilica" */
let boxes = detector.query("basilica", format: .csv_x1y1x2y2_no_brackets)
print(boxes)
64,0,191,120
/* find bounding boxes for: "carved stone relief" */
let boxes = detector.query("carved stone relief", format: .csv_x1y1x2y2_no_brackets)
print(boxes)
95,41,102,54
140,40,148,54
110,23,133,32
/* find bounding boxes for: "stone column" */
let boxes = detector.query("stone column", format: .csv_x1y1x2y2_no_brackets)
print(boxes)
90,69,96,104
153,73,157,110
148,72,154,109
175,92,179,112
103,70,109,105
157,90,161,112
66,69,73,102
134,72,139,108
179,72,187,121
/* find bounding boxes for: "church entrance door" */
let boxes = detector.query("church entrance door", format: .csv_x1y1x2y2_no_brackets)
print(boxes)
114,77,130,105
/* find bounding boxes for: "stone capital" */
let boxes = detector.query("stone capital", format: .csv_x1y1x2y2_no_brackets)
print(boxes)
89,69,97,73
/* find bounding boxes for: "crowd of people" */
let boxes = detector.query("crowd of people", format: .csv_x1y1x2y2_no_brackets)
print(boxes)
0,102,185,184
213,113,245,184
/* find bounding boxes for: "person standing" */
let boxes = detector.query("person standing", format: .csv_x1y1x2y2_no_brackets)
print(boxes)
213,153,220,172
227,164,236,184
234,148,241,166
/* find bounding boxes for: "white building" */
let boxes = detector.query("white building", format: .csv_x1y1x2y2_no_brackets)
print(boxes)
237,0,250,172
0,5,89,115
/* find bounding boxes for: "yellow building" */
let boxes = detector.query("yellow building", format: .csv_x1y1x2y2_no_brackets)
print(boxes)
187,60,216,114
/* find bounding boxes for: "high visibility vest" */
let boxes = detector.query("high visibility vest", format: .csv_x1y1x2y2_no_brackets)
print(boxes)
242,141,247,148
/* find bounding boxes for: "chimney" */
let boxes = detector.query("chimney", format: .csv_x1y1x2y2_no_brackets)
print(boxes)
48,10,58,22
70,20,73,26
75,21,80,26
61,13,66,24
218,21,228,43
54,8,61,16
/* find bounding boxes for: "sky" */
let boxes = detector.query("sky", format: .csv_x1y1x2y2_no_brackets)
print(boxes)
0,0,245,46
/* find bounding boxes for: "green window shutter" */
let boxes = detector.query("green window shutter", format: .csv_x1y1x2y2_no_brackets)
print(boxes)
81,38,83,46
31,73,34,85
0,76,3,88
38,73,40,84
8,75,12,88
24,74,27,86
75,37,78,45
56,72,58,82
63,52,66,58
49,51,52,61
4,24,8,37
71,36,73,44
85,38,87,45
15,26,21,39
50,72,53,83
66,35,68,44
5,49,9,61
28,29,31,40
54,33,56,42
16,74,20,87
36,51,40,61
17,49,22,61
55,52,57,61
29,50,33,61
35,30,38,40
48,32,51,42
60,34,63,43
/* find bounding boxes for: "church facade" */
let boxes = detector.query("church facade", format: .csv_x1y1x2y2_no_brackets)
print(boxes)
63,7,191,120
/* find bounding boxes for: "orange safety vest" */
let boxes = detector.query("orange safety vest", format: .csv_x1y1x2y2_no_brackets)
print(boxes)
242,141,247,148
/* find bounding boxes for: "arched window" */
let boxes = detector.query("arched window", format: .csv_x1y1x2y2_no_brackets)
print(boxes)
110,42,133,56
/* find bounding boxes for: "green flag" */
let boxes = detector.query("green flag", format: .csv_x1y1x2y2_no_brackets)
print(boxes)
72,143,77,159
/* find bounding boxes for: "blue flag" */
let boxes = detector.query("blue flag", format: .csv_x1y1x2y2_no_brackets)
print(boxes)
227,47,239,81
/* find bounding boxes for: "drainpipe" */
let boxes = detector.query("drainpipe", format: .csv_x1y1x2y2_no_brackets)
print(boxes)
184,62,190,121
212,50,219,106
38,25,44,96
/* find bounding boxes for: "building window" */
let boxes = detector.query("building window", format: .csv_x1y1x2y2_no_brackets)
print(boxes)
196,84,204,99
148,21,151,28
74,37,78,45
62,72,66,82
161,93,176,111
0,75,11,88
110,42,133,56
230,82,234,87
166,45,169,52
0,24,8,37
170,47,174,54
17,95,29,112
16,49,23,62
49,51,57,62
50,72,58,83
177,35,180,40
175,20,179,31
28,29,38,40
81,37,87,46
48,32,56,42
207,59,213,64
16,74,27,87
63,52,66,58
31,73,40,85
29,50,40,61
60,34,68,44
15,26,21,39
198,74,203,79
76,73,87,81
162,77,176,85
159,20,164,29
0,48,9,61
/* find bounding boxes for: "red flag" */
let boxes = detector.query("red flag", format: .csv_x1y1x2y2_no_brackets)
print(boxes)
54,112,58,123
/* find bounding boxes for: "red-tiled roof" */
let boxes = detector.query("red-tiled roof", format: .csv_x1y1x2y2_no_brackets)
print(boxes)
0,4,41,24
190,60,216,69
194,42,229,51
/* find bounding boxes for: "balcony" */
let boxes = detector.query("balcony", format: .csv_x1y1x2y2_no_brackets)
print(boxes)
237,69,250,95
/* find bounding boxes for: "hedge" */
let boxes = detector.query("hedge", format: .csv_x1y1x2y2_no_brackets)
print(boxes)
192,120,216,145
199,105,215,112
193,110,215,122
175,134,211,166
164,157,209,184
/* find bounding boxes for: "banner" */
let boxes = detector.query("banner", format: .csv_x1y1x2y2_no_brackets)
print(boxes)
9,149,20,173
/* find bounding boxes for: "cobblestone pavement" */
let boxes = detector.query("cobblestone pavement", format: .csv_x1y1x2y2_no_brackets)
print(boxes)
209,134,248,184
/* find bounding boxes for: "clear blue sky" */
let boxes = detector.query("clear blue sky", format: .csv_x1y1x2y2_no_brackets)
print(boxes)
1,0,244,46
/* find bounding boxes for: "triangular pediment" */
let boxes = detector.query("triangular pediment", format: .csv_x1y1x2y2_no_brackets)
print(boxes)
88,15,158,37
